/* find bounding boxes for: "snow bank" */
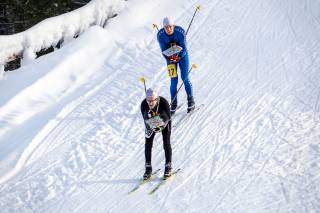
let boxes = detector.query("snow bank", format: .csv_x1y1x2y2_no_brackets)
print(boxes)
0,25,116,184
0,0,125,65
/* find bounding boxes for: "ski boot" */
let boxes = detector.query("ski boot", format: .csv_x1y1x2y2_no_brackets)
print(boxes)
143,163,152,180
170,99,178,115
187,96,195,113
164,162,172,180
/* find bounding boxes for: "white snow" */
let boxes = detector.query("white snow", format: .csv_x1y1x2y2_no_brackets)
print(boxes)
0,0,124,65
0,0,320,212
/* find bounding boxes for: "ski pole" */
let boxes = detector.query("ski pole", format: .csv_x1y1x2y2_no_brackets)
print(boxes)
170,64,197,106
185,5,201,36
140,77,147,95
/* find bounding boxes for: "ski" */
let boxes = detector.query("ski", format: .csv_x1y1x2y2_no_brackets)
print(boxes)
148,168,181,195
128,169,161,194
173,104,204,128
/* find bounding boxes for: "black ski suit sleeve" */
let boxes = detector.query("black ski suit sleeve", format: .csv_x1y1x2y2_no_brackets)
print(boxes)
159,97,171,124
140,99,149,121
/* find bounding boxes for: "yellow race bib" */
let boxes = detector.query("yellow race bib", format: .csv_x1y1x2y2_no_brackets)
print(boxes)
167,64,177,78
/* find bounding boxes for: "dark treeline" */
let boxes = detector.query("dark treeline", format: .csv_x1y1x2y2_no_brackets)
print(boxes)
0,0,90,71
0,0,91,35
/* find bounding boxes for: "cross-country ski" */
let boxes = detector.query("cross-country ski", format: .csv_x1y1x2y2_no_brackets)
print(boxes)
128,169,161,194
149,169,181,195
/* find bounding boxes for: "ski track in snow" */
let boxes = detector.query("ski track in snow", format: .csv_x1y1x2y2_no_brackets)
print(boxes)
1,0,320,212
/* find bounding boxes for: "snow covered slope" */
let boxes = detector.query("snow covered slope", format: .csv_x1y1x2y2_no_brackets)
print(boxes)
0,0,320,212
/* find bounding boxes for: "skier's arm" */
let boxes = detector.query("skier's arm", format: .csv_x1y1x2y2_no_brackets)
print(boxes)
159,98,171,124
157,31,170,61
177,29,187,58
157,31,166,51
140,100,149,121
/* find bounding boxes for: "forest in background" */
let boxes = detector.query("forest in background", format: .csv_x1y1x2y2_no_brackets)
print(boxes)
0,0,90,35
0,0,91,71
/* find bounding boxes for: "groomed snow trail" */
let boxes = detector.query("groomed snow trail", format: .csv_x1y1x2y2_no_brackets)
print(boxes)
0,0,320,212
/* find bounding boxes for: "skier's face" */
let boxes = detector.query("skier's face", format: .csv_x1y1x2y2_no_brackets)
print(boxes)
164,25,174,35
147,97,158,109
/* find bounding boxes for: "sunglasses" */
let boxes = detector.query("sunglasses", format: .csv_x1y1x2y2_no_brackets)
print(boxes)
147,98,158,103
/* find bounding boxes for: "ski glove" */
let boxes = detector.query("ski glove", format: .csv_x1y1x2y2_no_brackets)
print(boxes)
152,125,165,133
152,120,169,133
168,55,180,63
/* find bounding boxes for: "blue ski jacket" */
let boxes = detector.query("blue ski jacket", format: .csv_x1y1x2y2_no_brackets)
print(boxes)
157,26,188,61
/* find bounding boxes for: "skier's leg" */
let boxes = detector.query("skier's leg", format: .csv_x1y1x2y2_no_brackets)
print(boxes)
162,124,172,178
179,55,195,111
179,55,193,97
170,77,178,102
170,76,178,114
143,133,155,179
161,125,172,164
145,133,155,165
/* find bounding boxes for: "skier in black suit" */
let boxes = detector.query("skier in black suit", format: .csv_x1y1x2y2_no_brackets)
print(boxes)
140,88,172,179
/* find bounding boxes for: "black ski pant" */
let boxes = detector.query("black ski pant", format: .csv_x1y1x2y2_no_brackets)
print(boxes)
145,124,172,166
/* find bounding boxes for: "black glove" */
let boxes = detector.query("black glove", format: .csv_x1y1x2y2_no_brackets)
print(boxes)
153,125,165,132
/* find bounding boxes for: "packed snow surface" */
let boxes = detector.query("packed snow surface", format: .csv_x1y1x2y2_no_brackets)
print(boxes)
0,0,320,212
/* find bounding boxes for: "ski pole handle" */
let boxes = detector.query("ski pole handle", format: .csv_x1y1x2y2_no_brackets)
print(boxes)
140,77,147,95
153,23,159,32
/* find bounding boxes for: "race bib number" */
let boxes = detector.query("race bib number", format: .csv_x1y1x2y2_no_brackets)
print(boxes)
167,64,177,78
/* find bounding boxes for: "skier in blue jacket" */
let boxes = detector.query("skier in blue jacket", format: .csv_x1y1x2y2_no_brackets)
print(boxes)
157,17,195,114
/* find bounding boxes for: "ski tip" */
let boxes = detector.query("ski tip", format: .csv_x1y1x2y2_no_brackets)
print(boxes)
174,168,181,173
154,168,161,173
